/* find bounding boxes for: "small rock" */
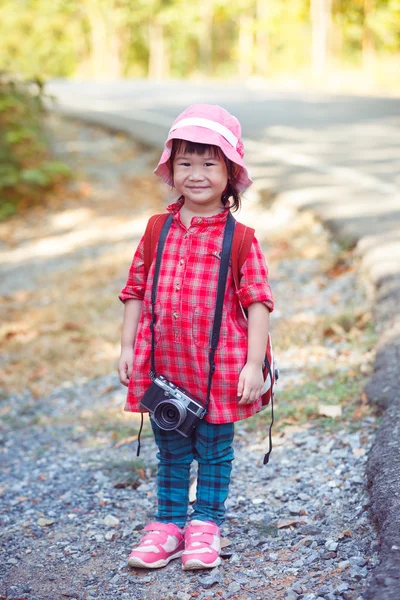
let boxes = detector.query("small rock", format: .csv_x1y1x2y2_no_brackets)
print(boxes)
349,566,368,581
228,581,241,593
343,593,358,600
305,551,319,565
298,492,310,501
350,475,364,485
200,568,222,589
268,552,278,562
349,556,367,568
285,592,298,600
321,551,337,560
105,531,117,541
300,525,322,536
104,514,119,527
37,517,55,527
293,559,304,568
325,539,339,552
288,503,302,515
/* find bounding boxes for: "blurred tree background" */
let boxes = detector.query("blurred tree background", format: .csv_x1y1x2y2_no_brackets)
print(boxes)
0,0,399,85
0,0,399,217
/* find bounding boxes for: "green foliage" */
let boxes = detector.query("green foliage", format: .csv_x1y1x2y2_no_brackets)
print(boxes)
0,75,71,220
1,1,399,84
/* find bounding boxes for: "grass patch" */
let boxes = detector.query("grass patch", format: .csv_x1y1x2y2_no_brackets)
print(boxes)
245,368,375,435
245,298,377,435
91,457,156,488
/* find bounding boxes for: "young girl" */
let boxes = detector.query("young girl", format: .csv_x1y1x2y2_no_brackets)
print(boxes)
118,104,274,571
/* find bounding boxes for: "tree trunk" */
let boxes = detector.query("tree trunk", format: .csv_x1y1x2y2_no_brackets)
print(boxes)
83,0,123,79
199,0,214,75
238,14,254,79
148,20,169,79
362,0,376,72
311,0,332,77
255,0,269,77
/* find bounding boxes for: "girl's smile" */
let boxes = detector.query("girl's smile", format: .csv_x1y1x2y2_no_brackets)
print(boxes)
172,151,228,213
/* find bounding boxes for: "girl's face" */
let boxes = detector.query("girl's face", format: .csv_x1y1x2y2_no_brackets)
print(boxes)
172,147,228,213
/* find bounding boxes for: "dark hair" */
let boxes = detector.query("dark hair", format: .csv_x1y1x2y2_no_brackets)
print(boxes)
169,139,241,212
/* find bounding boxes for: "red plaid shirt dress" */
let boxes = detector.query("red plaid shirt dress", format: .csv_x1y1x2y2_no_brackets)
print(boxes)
119,199,274,424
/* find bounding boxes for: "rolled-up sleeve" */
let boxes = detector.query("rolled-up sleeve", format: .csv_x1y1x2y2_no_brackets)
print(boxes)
119,237,147,303
236,237,274,312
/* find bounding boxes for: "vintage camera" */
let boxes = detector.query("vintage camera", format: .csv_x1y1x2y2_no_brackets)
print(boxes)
140,375,206,437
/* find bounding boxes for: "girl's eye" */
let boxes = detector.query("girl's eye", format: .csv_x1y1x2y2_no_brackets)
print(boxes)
204,162,215,167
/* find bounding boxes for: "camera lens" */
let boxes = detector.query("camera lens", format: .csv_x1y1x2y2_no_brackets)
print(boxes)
154,399,186,430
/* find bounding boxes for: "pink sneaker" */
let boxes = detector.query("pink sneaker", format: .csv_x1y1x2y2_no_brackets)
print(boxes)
182,520,221,570
127,522,184,569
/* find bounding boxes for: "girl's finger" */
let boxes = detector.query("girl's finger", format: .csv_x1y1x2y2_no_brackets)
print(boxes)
237,376,244,397
118,364,130,386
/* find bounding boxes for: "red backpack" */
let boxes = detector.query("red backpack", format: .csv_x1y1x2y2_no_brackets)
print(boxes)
142,213,277,412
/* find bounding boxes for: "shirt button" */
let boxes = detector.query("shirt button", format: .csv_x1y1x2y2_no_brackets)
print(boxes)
197,218,202,224
179,259,185,265
175,284,180,291
173,312,179,319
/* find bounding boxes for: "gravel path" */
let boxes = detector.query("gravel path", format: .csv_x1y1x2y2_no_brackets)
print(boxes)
0,118,379,600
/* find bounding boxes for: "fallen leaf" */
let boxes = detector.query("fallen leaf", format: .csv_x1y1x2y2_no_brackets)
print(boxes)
63,322,83,331
318,404,342,418
221,537,232,549
102,384,117,394
114,435,137,449
338,529,352,539
28,364,48,381
277,517,308,529
352,448,366,457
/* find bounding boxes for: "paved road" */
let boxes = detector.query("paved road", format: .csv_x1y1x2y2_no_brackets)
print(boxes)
47,79,400,600
47,79,400,197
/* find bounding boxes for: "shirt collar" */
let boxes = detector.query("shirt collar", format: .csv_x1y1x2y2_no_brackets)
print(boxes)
166,197,230,226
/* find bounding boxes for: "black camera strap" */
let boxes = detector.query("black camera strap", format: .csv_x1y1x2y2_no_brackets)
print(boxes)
149,212,235,414
205,212,235,412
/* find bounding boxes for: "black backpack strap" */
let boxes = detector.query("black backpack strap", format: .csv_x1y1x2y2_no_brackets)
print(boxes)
205,212,235,412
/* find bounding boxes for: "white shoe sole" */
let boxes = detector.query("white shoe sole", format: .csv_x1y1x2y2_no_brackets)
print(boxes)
182,556,221,570
128,549,184,569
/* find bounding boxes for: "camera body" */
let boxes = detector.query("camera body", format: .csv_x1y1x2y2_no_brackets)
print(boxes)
140,375,206,437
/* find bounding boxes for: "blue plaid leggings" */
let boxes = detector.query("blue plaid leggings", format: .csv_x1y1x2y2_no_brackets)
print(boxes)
150,419,235,528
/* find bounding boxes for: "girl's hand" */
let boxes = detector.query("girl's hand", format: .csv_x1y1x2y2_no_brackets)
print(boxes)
237,362,264,405
118,346,134,387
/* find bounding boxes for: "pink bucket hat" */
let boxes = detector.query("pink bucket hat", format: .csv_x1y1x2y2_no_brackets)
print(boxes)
154,104,253,192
